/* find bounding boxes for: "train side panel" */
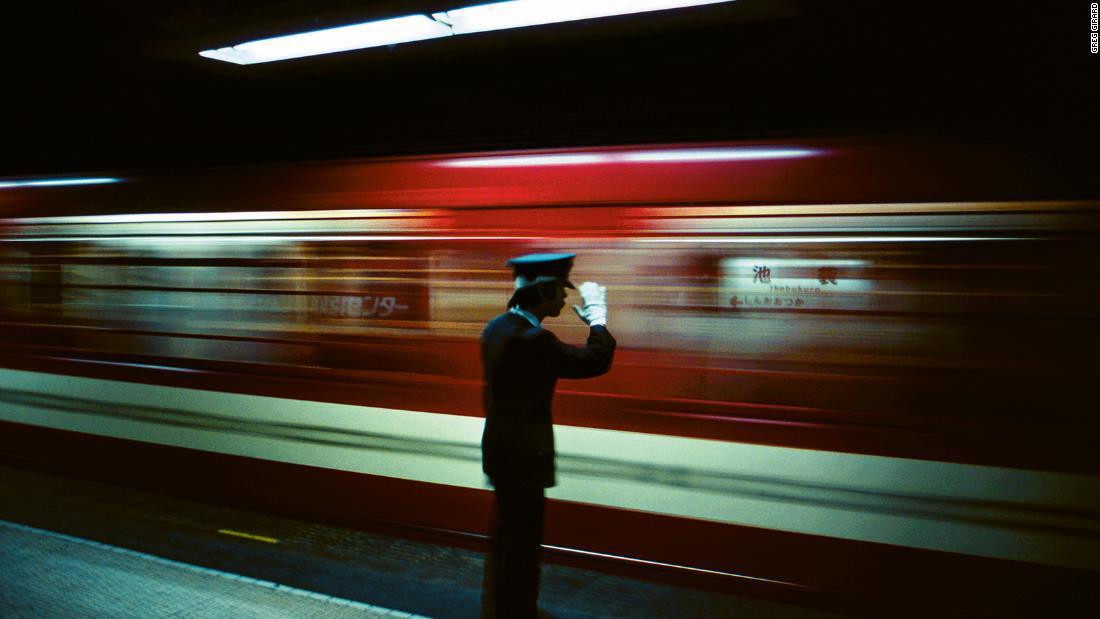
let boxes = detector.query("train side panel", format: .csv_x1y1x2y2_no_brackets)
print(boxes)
2,139,1098,613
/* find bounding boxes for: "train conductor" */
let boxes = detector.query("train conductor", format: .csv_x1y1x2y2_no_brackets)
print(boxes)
480,253,616,618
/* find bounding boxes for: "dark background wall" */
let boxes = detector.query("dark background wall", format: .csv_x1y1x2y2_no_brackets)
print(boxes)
1,1,1096,174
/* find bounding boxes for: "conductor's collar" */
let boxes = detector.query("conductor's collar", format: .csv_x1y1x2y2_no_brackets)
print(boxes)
508,306,541,329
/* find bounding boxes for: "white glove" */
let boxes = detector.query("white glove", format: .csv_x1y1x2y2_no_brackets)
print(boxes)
572,281,607,327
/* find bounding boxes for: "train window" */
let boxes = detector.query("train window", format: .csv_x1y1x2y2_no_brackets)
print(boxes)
1,196,1095,421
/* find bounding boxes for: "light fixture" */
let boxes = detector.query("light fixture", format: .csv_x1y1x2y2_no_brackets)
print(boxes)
200,1,737,64
434,0,735,35
0,177,121,189
199,15,453,65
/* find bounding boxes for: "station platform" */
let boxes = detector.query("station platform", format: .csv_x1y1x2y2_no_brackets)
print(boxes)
0,464,850,618
1,519,412,618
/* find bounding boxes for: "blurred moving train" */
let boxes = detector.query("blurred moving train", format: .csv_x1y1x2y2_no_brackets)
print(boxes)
1,137,1098,614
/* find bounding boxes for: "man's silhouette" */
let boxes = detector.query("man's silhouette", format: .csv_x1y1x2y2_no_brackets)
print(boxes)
480,253,616,618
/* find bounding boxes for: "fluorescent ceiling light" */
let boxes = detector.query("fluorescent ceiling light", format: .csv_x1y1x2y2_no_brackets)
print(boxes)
0,177,121,189
435,0,735,35
199,15,452,65
200,1,736,64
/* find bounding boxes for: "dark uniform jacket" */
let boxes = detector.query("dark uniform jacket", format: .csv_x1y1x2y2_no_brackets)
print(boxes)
481,312,616,489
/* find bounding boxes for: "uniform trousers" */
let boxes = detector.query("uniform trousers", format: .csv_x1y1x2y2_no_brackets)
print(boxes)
482,484,546,618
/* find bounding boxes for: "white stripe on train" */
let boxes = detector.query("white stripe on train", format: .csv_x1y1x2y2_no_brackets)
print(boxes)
1,367,1097,571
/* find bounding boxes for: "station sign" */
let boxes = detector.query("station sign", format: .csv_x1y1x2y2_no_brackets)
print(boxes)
719,257,872,312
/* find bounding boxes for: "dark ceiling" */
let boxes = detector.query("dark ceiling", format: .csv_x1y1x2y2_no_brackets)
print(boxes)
2,1,1096,175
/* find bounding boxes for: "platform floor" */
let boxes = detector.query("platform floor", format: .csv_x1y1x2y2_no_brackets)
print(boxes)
0,464,850,618
1,519,416,618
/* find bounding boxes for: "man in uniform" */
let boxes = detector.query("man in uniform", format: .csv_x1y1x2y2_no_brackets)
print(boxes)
480,253,616,618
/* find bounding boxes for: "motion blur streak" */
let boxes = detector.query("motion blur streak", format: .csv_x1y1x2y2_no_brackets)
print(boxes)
619,148,816,161
1,235,538,243
441,154,611,167
1,138,1097,613
440,146,815,166
629,200,1096,217
5,209,441,225
4,368,1098,570
0,177,121,189
635,236,1032,243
